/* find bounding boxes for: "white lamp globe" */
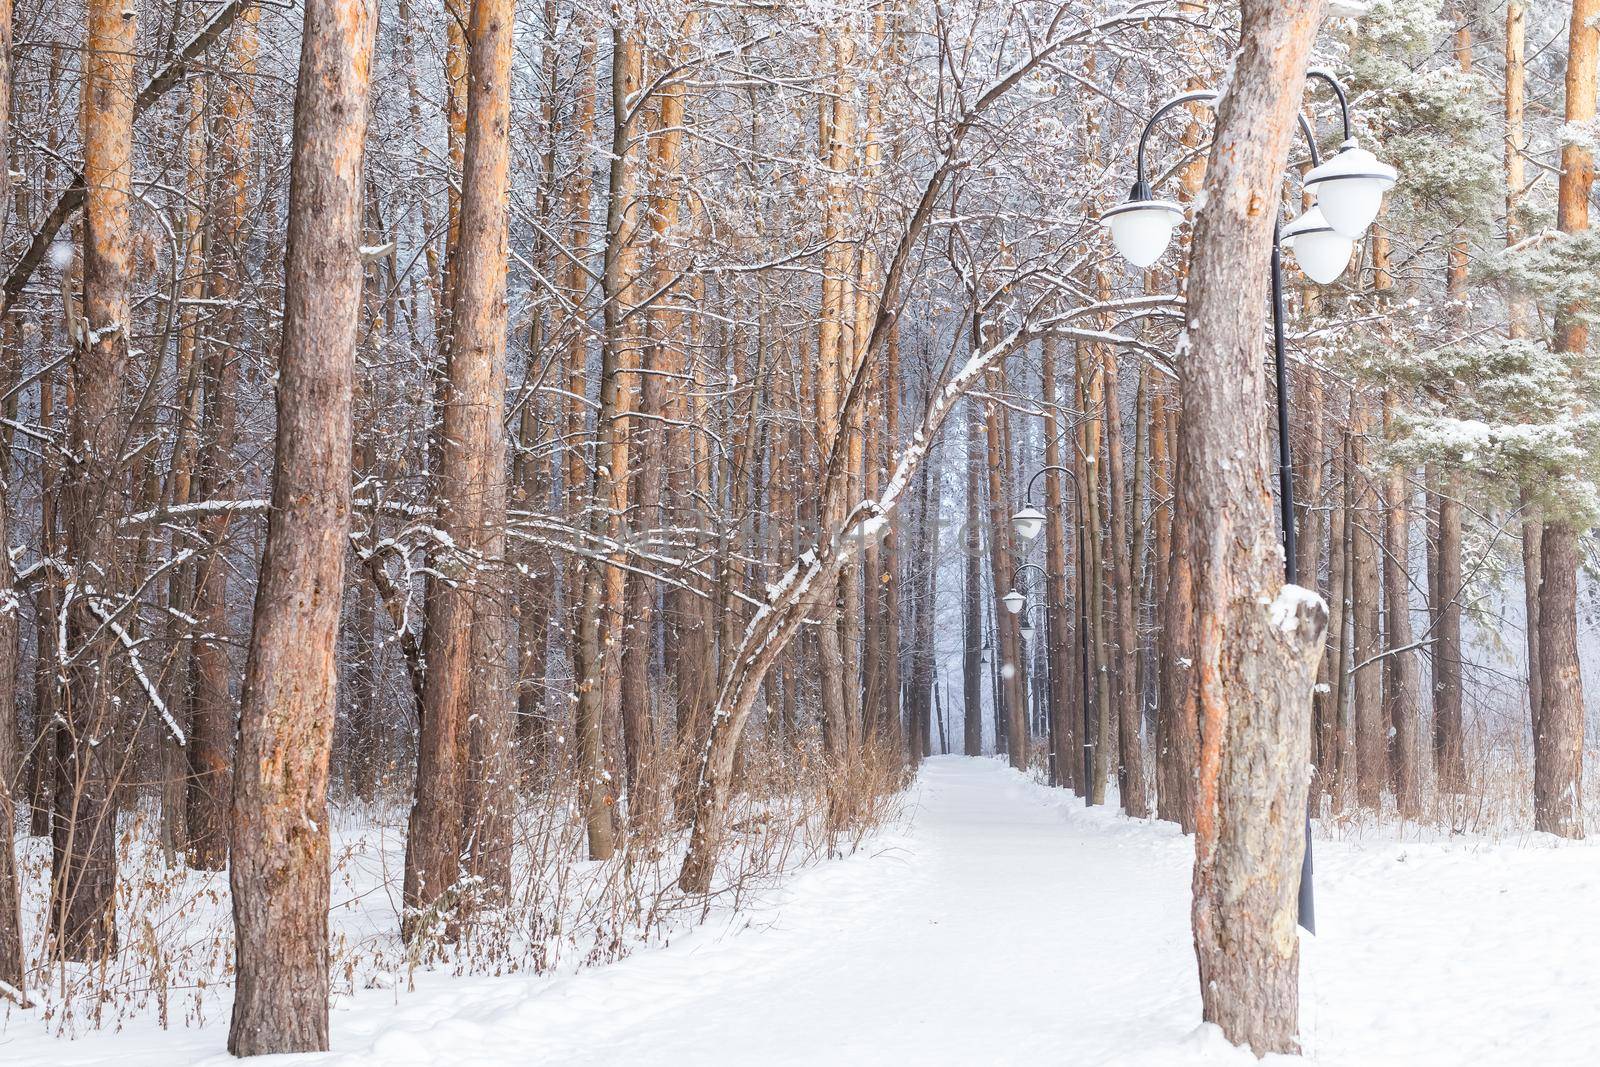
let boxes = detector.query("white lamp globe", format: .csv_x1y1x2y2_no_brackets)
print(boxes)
1101,198,1185,269
1002,589,1026,615
1304,141,1397,239
1011,505,1046,541
1283,207,1354,285
1019,622,1036,643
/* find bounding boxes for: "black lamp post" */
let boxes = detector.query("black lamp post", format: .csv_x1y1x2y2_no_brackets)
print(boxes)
1091,70,1396,936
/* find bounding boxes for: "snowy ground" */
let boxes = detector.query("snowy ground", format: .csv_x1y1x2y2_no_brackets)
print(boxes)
7,756,1598,1065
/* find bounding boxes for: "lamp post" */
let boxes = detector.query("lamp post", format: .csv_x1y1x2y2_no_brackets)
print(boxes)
1095,69,1395,936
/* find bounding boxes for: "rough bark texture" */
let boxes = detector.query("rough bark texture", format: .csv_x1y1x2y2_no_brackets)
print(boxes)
456,0,517,904
53,0,137,962
963,404,984,756
186,8,260,873
1350,412,1384,812
1381,397,1422,818
1530,0,1594,839
404,0,518,925
1535,521,1584,836
1432,478,1465,791
0,0,24,1001
1102,347,1147,815
983,375,1027,771
1183,1,1326,1055
226,0,374,1053
1314,430,1349,805
1043,339,1077,791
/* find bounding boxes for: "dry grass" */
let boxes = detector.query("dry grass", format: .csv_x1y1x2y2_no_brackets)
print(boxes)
2,724,906,1038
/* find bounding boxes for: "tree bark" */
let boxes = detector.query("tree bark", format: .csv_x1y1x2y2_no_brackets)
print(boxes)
1184,1,1327,1054
0,0,25,1002
52,0,139,962
963,402,984,756
226,0,373,1053
1531,0,1596,839
456,0,518,905
1350,408,1384,812
404,0,518,925
1101,346,1147,815
1382,396,1422,818
186,7,260,873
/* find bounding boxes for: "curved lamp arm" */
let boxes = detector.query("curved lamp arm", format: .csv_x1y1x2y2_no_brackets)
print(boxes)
1306,68,1353,143
1132,70,1353,195
1012,562,1048,588
1024,464,1075,507
1133,90,1219,196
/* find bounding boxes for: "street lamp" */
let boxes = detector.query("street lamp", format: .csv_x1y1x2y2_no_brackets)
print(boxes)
1304,140,1397,238
1012,505,1047,542
1281,206,1354,285
1101,189,1186,268
1002,588,1027,615
1012,466,1074,544
1098,69,1390,937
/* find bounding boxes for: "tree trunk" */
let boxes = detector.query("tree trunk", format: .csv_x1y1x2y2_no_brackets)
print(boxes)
52,0,138,962
1382,396,1422,818
1101,345,1147,816
1350,408,1384,812
963,403,984,756
572,11,647,859
404,0,519,927
227,0,373,1050
984,370,1027,771
186,8,260,873
0,0,24,1001
1043,338,1077,792
457,0,517,904
1531,0,1596,839
1184,1,1327,1054
1314,428,1349,806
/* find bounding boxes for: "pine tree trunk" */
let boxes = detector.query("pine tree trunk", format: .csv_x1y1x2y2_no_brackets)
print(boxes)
963,403,984,756
1043,338,1076,792
572,12,647,859
1382,396,1422,817
984,371,1027,771
1184,2,1327,1053
1314,430,1349,806
1350,409,1384,812
1101,346,1147,815
1502,0,1539,738
0,0,24,1001
457,0,517,902
1531,0,1595,839
1158,399,1198,829
52,0,138,962
226,0,373,1053
186,9,259,873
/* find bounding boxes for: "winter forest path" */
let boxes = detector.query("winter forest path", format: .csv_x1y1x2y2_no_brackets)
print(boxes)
153,755,1599,1066
295,757,1210,1065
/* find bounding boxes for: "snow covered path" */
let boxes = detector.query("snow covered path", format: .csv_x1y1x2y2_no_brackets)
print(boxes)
408,755,1205,1066
18,755,1600,1065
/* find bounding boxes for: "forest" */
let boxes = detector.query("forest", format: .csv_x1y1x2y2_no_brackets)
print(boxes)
0,0,1595,1062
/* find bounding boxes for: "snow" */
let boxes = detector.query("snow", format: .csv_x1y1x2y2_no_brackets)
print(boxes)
1270,583,1328,637
7,757,1599,1064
